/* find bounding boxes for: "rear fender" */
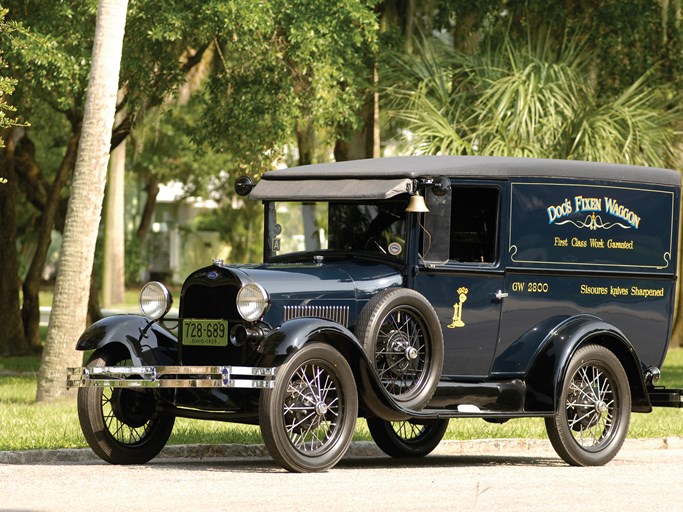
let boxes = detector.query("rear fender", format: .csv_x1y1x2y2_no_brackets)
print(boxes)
257,317,409,419
76,315,178,366
524,315,650,413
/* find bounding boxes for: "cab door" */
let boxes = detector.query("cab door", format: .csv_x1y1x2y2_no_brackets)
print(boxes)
412,182,505,378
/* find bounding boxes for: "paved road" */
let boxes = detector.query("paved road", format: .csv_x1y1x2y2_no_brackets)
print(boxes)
2,442,683,512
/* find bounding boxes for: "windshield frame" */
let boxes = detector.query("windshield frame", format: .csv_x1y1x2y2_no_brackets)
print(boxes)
262,197,411,264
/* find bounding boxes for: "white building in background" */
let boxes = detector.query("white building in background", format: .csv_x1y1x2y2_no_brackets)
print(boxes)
147,181,229,284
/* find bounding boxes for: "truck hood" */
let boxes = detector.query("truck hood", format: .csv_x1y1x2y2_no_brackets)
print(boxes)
234,259,404,302
181,258,404,329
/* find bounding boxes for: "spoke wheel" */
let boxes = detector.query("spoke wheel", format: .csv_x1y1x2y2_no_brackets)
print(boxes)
545,344,630,466
367,417,449,458
259,343,358,472
77,345,174,464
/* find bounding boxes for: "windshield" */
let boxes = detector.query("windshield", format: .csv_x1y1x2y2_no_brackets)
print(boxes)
265,198,409,261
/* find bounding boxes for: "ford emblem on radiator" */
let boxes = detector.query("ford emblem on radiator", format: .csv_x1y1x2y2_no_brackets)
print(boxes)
207,271,218,280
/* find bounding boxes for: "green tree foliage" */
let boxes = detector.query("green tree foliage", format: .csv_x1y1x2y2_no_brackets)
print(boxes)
4,0,380,213
0,68,18,150
431,1,683,94
388,33,680,167
498,0,683,97
0,0,381,356
0,8,24,148
195,0,379,165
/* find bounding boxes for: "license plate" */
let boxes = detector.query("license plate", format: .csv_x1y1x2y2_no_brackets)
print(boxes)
181,319,229,347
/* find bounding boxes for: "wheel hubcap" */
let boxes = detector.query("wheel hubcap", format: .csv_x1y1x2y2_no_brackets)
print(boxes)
404,346,418,360
595,400,607,414
386,331,413,373
376,308,428,397
315,401,329,416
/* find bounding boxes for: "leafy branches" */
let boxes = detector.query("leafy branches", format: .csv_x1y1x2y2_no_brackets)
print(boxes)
197,0,379,168
388,32,680,167
0,8,24,148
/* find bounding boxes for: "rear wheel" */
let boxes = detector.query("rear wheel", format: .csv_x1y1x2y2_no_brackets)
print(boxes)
259,343,358,472
77,345,175,464
367,417,449,458
545,344,630,466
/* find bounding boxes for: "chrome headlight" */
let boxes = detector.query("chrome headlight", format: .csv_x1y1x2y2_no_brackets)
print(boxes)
139,281,172,320
236,283,269,322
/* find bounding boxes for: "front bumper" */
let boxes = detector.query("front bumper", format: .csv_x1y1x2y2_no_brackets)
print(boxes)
66,365,276,390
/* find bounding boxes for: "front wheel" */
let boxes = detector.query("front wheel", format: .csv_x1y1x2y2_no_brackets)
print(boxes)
367,417,449,458
77,345,175,464
259,343,358,472
545,344,630,466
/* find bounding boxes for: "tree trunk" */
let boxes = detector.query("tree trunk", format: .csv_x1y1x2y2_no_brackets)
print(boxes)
296,117,323,248
87,274,103,325
37,0,129,402
0,128,30,355
452,10,480,54
21,128,81,352
334,64,379,162
296,117,316,166
102,109,126,307
136,174,159,245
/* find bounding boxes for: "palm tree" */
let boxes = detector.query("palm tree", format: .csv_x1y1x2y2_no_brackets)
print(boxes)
37,0,129,402
387,33,679,168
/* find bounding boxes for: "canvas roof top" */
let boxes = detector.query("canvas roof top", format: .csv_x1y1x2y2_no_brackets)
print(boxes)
250,156,680,200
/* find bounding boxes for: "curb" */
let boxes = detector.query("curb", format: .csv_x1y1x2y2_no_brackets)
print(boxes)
2,437,683,464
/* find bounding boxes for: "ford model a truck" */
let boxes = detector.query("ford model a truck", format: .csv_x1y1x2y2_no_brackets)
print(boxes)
68,156,683,472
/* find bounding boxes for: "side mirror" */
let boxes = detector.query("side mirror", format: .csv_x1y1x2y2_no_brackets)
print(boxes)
235,175,255,196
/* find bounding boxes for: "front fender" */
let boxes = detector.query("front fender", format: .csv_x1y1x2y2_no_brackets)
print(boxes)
256,317,412,420
257,317,364,363
524,314,649,413
76,315,178,366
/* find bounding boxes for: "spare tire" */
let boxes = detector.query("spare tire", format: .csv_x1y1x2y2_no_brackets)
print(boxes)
356,288,444,411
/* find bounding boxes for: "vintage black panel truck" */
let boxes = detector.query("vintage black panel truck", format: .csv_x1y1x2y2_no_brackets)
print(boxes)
68,156,683,472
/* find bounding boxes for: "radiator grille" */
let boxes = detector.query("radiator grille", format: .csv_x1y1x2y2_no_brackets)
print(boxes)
284,305,350,328
180,283,240,321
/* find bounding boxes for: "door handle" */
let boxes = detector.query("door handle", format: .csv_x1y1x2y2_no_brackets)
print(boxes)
493,290,508,300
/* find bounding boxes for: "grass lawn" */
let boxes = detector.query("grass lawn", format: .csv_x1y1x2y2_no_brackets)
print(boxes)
1,348,682,451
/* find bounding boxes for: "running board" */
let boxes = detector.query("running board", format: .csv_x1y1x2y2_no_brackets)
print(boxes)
395,407,553,420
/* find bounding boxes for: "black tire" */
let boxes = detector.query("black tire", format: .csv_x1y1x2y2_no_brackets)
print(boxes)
356,288,444,411
545,344,631,466
77,345,175,464
367,417,449,458
259,343,358,472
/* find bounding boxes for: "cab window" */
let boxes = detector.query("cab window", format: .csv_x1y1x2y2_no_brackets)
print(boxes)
422,185,500,264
